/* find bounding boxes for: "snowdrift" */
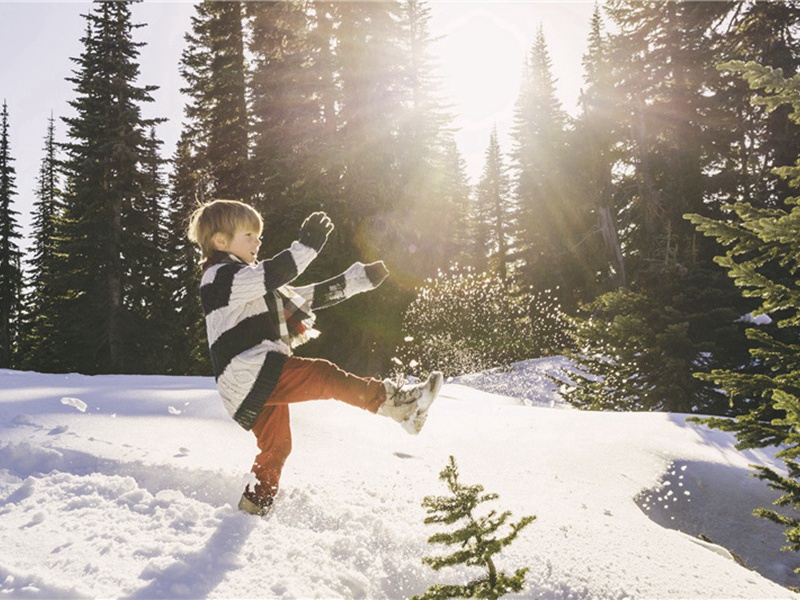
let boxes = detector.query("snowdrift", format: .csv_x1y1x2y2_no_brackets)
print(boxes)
0,359,796,599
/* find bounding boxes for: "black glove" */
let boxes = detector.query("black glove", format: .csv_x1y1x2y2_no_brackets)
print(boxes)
299,212,333,252
364,261,390,287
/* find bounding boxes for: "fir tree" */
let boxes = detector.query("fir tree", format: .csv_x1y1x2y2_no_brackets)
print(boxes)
0,100,23,369
413,456,535,600
163,132,209,375
473,127,514,284
53,2,164,373
510,27,575,304
126,127,168,373
687,61,800,559
562,1,767,415
22,115,63,371
180,0,250,202
574,4,625,291
247,0,317,228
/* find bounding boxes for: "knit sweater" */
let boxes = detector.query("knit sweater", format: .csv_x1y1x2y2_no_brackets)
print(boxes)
200,244,387,430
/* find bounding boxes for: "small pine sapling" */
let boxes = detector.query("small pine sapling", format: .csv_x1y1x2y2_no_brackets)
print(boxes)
413,456,535,600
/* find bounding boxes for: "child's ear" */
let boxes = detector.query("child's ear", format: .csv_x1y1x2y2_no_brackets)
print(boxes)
212,232,229,251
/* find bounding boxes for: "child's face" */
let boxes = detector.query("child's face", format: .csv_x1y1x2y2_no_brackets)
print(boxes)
214,228,262,264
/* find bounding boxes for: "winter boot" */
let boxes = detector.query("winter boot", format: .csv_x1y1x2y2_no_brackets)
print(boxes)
379,371,444,435
238,485,273,517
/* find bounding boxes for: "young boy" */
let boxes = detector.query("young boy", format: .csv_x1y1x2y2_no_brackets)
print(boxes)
187,199,443,516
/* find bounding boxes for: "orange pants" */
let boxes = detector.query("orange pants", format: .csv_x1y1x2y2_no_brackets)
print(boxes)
250,356,385,501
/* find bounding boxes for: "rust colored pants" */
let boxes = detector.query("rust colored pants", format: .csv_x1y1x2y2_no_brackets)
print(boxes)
250,356,386,501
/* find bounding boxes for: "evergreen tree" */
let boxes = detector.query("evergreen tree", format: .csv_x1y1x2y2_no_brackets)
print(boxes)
247,0,318,227
413,456,535,600
52,2,164,373
164,132,209,375
0,101,23,369
22,115,63,371
574,4,625,291
436,135,473,268
510,28,575,304
603,0,737,281
126,127,168,373
562,1,764,414
687,61,800,557
473,127,514,283
180,0,250,202
561,285,747,414
393,0,464,279
719,1,800,207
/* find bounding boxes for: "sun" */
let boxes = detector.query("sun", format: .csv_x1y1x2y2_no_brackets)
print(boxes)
431,6,530,133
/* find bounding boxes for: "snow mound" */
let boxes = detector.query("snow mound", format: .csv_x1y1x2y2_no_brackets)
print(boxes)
0,367,795,598
451,357,572,408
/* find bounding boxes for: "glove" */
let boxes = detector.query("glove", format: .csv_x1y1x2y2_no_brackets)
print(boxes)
364,261,390,287
299,212,333,252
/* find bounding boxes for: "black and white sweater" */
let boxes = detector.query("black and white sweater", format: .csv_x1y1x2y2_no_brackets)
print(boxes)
200,243,388,430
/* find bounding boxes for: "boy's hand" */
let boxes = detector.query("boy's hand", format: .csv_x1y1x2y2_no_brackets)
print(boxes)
299,212,334,252
364,261,390,287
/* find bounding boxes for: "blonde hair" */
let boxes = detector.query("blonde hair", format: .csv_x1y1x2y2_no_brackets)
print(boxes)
187,199,263,259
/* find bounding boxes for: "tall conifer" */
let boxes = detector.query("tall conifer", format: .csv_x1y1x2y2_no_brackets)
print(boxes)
474,127,513,284
575,5,625,291
180,0,250,201
22,115,63,371
164,133,209,375
510,28,578,304
53,2,164,373
0,101,23,368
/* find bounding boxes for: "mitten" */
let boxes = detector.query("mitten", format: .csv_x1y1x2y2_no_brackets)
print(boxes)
299,212,333,252
364,260,390,287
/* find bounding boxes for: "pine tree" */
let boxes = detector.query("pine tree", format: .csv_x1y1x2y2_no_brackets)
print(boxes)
393,0,465,279
686,61,800,558
247,0,318,230
721,1,800,207
22,115,63,371
574,4,625,291
413,456,535,600
562,1,763,415
510,27,574,302
163,132,209,375
473,127,514,283
53,2,164,373
126,127,168,373
604,0,729,281
180,0,250,202
0,101,23,369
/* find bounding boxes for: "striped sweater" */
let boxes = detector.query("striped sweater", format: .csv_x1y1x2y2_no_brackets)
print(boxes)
200,244,388,430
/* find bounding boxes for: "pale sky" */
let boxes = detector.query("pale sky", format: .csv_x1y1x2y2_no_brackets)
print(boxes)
0,1,594,250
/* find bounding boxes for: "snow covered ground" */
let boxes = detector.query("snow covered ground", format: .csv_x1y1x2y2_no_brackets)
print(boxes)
0,358,797,599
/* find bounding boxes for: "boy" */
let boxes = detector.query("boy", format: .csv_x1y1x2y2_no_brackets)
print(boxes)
187,199,443,516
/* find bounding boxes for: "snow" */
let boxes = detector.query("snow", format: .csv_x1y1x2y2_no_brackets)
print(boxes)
0,359,796,599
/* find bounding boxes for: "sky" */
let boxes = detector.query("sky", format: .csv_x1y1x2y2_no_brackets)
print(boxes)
0,1,594,251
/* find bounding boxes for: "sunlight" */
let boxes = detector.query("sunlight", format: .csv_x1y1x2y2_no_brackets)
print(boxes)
432,7,529,133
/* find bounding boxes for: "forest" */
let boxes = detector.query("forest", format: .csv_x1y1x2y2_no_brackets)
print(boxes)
0,0,798,416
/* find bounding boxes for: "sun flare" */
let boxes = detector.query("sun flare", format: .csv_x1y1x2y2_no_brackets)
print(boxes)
433,7,530,132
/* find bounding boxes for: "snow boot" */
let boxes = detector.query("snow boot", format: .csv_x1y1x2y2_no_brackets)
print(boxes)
379,371,444,435
238,485,273,517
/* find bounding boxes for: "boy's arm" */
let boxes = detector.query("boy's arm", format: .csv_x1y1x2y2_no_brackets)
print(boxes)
201,213,334,312
261,212,333,290
293,261,389,310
